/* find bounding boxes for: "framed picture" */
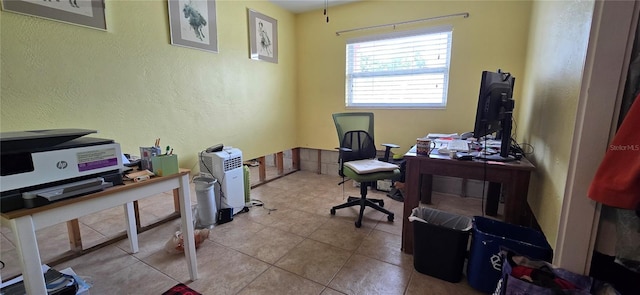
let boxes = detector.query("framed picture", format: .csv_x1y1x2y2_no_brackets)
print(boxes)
168,0,218,53
1,0,106,30
248,9,278,63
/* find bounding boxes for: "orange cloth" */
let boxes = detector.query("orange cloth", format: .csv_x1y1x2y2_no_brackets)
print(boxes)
588,97,640,210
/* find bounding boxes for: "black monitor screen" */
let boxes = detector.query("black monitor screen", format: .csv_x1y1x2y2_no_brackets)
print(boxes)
473,70,515,139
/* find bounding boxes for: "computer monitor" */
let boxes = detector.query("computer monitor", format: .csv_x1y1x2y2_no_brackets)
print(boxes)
472,69,515,161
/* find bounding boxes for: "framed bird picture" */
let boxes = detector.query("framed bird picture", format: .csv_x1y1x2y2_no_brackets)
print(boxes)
248,8,278,63
168,0,218,53
1,0,107,30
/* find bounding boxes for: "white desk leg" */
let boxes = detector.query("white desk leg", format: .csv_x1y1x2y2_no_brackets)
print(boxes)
124,202,139,253
178,173,198,281
11,216,47,294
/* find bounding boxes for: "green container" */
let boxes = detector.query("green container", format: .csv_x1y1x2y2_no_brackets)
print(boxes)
151,154,179,176
243,165,251,203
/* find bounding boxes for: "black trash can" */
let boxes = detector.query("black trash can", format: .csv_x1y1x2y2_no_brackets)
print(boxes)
409,207,472,283
467,216,553,294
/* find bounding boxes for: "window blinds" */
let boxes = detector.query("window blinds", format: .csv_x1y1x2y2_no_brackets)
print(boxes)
346,26,453,108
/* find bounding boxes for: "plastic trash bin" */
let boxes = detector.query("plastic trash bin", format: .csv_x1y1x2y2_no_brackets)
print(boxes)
193,176,218,228
467,216,553,293
409,207,472,283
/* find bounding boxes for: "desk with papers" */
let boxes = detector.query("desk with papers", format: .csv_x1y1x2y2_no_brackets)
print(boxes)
401,145,536,254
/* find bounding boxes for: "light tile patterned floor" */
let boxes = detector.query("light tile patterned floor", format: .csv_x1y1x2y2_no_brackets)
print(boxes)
1,171,493,294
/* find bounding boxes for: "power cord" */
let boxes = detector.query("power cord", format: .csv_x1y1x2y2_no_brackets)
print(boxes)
247,199,277,214
481,136,488,217
509,118,534,158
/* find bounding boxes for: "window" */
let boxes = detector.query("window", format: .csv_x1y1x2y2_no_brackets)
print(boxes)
345,26,453,108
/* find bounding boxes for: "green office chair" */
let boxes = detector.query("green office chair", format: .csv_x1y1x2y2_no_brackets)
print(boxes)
330,112,400,228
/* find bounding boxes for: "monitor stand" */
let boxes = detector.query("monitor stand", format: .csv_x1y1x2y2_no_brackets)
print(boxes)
478,97,516,163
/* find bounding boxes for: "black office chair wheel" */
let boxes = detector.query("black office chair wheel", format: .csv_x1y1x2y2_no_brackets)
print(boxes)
330,208,336,215
387,214,394,222
355,220,362,228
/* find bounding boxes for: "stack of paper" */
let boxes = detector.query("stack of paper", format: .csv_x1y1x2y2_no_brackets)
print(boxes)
447,140,470,152
0,265,91,295
344,159,399,174
426,133,459,139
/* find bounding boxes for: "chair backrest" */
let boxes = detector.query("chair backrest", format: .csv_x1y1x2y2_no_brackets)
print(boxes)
332,112,375,144
332,112,377,162
340,130,377,162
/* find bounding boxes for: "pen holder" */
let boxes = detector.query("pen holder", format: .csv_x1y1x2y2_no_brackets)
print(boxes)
140,146,162,170
151,154,179,177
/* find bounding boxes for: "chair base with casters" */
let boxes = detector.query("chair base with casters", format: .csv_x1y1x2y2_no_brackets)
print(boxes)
330,162,399,228
330,180,395,228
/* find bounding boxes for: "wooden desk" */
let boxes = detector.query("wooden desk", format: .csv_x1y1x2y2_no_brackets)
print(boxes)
401,151,535,254
0,170,198,294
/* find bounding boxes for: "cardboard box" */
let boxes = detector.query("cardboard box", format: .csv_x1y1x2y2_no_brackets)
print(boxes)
376,179,393,192
151,154,178,176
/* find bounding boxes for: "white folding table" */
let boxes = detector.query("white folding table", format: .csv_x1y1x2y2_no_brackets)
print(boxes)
1,170,198,294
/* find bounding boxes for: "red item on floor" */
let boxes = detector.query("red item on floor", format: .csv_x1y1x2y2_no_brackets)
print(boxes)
511,265,578,290
162,283,201,295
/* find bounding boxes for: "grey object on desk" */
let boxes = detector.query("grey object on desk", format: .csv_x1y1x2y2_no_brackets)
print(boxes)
460,132,474,139
457,154,474,161
22,177,113,208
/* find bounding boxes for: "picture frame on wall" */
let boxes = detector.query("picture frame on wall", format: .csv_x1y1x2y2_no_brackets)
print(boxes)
168,0,218,53
1,0,106,30
248,9,278,63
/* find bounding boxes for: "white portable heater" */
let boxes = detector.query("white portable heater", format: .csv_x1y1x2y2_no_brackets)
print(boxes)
198,148,245,215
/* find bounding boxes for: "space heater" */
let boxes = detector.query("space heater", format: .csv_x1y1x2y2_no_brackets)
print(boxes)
198,148,245,215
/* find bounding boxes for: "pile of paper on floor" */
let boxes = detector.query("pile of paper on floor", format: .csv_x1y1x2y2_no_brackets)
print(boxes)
0,264,90,295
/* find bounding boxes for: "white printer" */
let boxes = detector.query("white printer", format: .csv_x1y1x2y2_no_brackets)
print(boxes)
1,129,124,212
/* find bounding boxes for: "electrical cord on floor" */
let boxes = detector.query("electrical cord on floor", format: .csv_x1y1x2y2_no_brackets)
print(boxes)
342,177,346,200
338,175,353,201
248,199,277,214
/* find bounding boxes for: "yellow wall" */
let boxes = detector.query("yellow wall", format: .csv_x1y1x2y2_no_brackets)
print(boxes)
0,0,297,170
295,0,532,151
1,0,592,251
518,0,594,247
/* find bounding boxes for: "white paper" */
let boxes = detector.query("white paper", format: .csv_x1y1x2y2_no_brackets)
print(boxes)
426,133,459,139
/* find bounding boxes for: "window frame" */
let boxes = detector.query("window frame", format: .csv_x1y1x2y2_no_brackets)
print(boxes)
345,25,453,109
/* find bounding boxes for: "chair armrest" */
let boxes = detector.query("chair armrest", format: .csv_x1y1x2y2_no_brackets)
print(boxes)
381,143,400,162
335,147,354,177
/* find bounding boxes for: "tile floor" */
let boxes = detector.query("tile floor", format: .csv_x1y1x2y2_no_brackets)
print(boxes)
1,171,494,294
